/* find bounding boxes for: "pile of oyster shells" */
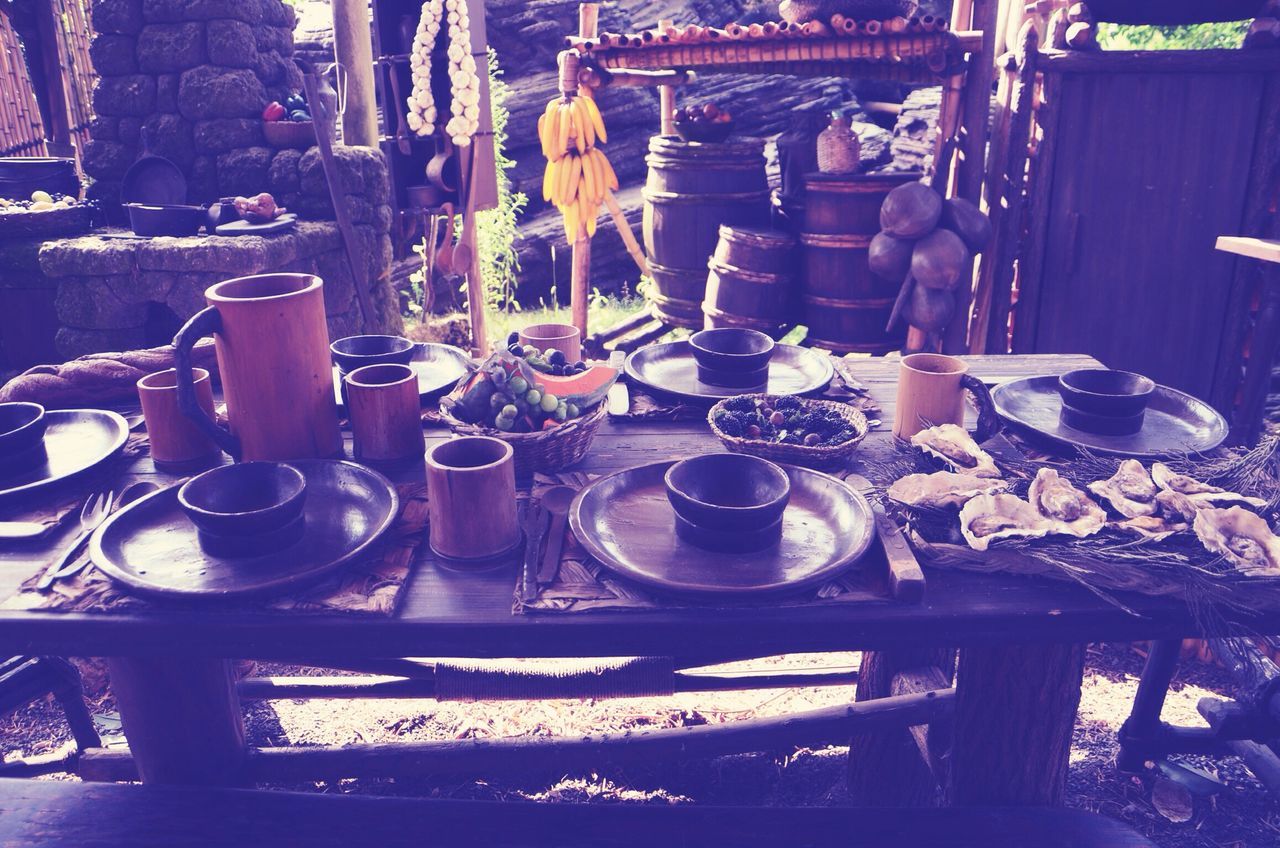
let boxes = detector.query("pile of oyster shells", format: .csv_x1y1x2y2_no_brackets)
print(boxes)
885,424,1279,576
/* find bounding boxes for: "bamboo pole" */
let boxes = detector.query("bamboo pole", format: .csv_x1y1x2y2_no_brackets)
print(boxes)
570,3,600,337
604,190,648,276
331,0,378,146
658,18,677,136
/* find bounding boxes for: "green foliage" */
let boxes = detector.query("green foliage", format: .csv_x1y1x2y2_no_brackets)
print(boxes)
1097,21,1248,51
472,49,528,312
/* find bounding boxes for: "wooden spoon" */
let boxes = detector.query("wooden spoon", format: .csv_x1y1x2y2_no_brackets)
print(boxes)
434,201,456,274
536,485,576,584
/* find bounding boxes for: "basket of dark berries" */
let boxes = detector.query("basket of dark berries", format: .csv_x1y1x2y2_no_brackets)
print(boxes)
708,394,869,468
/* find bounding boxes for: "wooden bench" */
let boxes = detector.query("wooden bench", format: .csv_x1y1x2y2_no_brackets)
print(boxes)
0,777,1155,847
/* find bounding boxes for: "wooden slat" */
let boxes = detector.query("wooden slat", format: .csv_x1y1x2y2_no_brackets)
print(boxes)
1216,236,1280,264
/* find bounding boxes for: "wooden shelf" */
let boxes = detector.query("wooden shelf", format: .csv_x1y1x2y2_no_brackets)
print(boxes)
1216,236,1280,265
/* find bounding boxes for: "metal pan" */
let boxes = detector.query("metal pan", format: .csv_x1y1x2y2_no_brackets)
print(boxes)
992,376,1228,458
120,151,186,206
624,341,834,403
333,342,470,411
0,410,128,504
90,460,399,599
569,460,874,597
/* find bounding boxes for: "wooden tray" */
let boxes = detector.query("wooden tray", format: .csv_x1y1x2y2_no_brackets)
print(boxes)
215,213,297,236
334,342,470,410
90,460,398,599
992,376,1228,458
0,410,128,503
624,341,833,403
568,460,874,596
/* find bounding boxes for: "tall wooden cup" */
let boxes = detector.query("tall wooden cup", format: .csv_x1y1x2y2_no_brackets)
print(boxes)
137,367,219,470
893,353,1000,442
425,436,520,561
518,323,582,364
345,363,425,463
172,273,342,462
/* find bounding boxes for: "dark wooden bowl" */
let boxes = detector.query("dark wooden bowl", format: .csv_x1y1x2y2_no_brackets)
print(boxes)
695,363,770,389
1059,403,1146,436
125,203,205,237
689,328,775,372
674,119,734,144
673,511,784,553
0,402,46,457
1057,368,1155,418
178,462,307,538
330,335,416,374
664,453,790,532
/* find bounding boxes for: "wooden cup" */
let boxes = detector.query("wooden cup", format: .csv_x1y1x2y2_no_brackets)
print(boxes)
425,436,519,561
893,353,971,441
344,363,425,463
137,368,219,470
518,323,582,364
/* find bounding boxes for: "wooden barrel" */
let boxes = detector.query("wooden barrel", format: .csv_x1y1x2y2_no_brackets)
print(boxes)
803,171,922,235
702,225,796,334
799,232,905,355
643,136,770,328
711,225,796,276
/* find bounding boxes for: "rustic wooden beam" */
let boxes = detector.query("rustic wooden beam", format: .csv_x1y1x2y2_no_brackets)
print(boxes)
80,690,952,784
331,0,379,147
569,3,600,338
584,67,695,88
1198,698,1280,797
1038,49,1280,74
1216,236,1280,264
890,665,954,782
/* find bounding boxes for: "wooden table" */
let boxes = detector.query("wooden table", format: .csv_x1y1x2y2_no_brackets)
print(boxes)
0,354,1262,801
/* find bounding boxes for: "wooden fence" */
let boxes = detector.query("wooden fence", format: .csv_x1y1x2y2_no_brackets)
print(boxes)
0,0,97,159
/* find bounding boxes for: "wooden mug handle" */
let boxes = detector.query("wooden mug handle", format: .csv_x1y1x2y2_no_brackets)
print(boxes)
173,307,240,459
962,373,1002,443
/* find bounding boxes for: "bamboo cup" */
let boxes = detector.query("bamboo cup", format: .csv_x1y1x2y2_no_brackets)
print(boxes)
894,353,970,441
137,368,219,471
345,363,425,463
425,436,520,561
518,322,582,364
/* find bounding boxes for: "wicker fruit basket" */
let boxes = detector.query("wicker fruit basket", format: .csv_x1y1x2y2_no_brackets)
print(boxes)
439,398,607,476
708,393,869,469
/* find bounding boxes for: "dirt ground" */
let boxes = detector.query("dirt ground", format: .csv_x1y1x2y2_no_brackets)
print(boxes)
3,645,1277,846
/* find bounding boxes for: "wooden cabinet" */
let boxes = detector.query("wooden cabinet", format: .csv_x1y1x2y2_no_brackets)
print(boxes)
1011,49,1280,433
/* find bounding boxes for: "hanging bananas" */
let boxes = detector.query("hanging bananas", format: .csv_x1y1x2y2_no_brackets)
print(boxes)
538,92,617,243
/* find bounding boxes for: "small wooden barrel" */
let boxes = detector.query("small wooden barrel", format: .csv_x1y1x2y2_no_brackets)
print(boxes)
711,225,796,276
802,171,922,236
643,136,770,328
703,261,793,332
799,232,905,354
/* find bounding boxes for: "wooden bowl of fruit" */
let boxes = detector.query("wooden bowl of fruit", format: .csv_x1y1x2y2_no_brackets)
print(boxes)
439,340,621,475
673,103,734,144
708,394,869,469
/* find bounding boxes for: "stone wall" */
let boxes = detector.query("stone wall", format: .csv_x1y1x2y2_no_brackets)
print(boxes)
86,0,305,207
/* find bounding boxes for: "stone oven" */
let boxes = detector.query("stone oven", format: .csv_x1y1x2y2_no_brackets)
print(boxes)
0,0,397,374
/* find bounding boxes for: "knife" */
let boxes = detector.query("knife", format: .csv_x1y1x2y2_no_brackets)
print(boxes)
0,521,50,540
606,349,629,416
519,500,550,603
845,473,926,604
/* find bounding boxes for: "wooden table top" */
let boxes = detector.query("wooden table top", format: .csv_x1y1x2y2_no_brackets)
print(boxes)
0,353,1255,663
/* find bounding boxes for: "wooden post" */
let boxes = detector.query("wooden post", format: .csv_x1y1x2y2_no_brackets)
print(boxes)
658,19,677,136
569,4,599,338
32,2,74,156
106,657,246,786
332,0,379,147
943,0,998,354
947,643,1085,805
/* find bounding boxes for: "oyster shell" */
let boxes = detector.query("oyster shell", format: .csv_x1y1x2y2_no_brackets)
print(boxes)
887,472,1008,510
910,423,1001,478
1112,491,1199,541
1087,460,1159,518
1027,468,1105,538
1112,515,1182,542
1151,462,1267,510
1192,506,1280,576
959,493,1053,551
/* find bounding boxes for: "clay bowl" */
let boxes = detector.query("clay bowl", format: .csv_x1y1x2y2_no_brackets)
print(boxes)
1057,368,1155,418
0,402,47,467
178,462,307,542
689,328,775,372
330,335,415,374
664,453,791,535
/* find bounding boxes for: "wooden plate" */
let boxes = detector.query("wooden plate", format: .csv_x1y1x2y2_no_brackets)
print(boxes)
334,342,470,410
90,459,399,599
0,410,128,503
992,376,1228,457
569,460,874,596
624,341,833,403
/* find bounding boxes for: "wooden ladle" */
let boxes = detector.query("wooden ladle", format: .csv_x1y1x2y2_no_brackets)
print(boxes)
435,201,456,274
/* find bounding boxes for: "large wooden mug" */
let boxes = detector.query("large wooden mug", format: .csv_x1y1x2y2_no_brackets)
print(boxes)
172,273,343,462
894,353,1000,442
425,436,520,561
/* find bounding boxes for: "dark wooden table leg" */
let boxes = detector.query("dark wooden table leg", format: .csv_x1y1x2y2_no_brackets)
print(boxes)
106,657,246,786
847,648,955,806
946,643,1085,806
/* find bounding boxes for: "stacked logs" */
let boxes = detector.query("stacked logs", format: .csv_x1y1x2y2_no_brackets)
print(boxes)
565,15,951,52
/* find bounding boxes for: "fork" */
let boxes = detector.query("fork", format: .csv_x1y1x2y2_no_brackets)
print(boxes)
36,490,114,591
